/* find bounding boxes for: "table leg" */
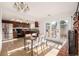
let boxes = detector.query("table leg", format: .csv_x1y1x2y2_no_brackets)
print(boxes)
24,37,26,50
31,40,33,56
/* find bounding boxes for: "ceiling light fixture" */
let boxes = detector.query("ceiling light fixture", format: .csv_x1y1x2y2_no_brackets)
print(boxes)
13,2,30,12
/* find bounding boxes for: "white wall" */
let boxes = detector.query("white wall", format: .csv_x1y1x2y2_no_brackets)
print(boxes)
0,8,2,53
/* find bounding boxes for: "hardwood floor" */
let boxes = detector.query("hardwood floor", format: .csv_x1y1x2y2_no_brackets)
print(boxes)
0,38,62,56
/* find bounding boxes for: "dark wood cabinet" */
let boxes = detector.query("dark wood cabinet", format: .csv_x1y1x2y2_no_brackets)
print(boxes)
2,20,30,38
68,30,77,55
72,2,79,55
35,21,39,27
2,20,39,38
73,16,79,55
13,22,30,28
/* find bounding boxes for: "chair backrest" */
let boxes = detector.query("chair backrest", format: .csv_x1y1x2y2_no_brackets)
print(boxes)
32,33,37,37
38,35,44,41
25,34,31,39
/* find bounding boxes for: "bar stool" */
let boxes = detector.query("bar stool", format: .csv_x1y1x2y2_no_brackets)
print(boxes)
24,34,31,51
32,33,45,55
31,33,38,55
44,35,48,46
38,35,48,55
34,34,44,55
24,33,39,56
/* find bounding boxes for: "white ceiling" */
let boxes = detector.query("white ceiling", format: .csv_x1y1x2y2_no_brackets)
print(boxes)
0,2,78,20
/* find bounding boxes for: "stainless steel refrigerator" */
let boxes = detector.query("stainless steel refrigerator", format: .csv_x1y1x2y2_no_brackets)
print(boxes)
2,23,13,41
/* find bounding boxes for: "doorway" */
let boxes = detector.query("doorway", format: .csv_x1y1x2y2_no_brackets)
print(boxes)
45,20,68,44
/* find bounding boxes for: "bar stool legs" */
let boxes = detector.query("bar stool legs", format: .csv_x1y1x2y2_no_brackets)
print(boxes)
36,45,38,56
24,37,30,53
36,37,39,56
24,37,26,50
31,40,33,56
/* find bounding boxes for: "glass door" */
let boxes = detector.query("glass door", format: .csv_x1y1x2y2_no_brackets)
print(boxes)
51,21,57,38
45,21,58,40
45,20,68,42
60,20,68,41
46,23,50,39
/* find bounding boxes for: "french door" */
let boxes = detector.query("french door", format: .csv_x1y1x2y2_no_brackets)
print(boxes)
45,20,68,42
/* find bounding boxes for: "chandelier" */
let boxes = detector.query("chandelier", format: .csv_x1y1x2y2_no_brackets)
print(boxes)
13,2,30,12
